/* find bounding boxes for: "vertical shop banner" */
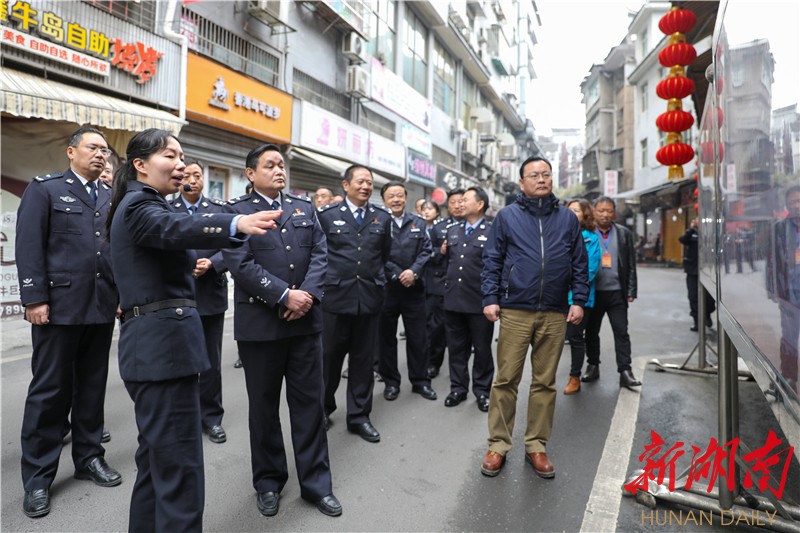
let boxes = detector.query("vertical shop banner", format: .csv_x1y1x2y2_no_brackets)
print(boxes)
604,170,618,197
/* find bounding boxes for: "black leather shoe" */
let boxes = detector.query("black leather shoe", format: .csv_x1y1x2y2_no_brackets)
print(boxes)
427,365,440,379
234,358,243,369
411,385,437,400
383,385,400,401
74,456,122,487
619,369,642,389
23,489,50,518
581,364,600,382
444,391,467,407
476,395,490,412
101,427,111,443
256,491,280,517
316,494,342,517
347,421,380,443
204,425,227,443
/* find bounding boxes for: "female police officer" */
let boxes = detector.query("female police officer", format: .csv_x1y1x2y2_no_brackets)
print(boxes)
107,129,280,532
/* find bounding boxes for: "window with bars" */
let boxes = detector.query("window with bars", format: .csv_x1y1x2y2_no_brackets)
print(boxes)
181,7,279,87
432,145,455,168
358,110,395,140
86,0,157,31
293,69,351,120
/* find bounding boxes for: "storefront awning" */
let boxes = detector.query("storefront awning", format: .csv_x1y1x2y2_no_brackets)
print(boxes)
290,147,389,187
1,69,185,136
614,177,693,202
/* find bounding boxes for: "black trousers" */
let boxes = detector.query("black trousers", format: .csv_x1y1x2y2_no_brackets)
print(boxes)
238,335,332,501
21,323,114,491
125,375,204,533
685,274,716,326
444,311,494,397
585,290,633,373
378,286,430,388
425,293,447,371
323,312,378,425
567,308,592,376
199,313,225,428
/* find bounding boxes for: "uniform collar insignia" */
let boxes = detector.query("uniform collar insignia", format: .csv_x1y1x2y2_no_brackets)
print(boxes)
174,202,183,207
201,201,208,207
253,198,260,203
65,178,74,184
368,207,375,213
340,206,347,211
286,197,293,203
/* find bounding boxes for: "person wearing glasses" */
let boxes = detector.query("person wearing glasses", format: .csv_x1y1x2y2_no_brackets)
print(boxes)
16,126,121,519
479,156,588,479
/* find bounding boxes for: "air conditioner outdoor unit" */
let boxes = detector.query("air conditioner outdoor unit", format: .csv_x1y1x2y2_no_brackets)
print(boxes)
247,0,289,25
342,32,367,63
346,65,370,98
500,144,519,160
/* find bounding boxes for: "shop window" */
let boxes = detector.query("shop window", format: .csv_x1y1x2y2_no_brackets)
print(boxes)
433,41,456,117
364,0,396,70
402,8,428,96
358,110,395,140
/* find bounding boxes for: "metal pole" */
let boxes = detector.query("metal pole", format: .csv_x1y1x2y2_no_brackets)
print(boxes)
718,329,735,509
698,281,708,368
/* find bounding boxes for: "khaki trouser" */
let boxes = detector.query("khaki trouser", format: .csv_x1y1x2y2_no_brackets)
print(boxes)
487,308,567,454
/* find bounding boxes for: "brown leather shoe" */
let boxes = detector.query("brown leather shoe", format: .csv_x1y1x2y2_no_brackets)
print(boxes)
480,451,506,477
525,452,555,478
563,376,581,395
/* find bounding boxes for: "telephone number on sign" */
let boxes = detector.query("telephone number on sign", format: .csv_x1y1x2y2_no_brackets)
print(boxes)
1,303,24,317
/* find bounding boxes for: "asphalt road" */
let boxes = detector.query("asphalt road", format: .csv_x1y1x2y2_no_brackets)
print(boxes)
2,266,798,532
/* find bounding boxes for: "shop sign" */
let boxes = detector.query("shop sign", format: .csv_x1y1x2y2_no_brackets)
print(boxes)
180,14,199,52
604,170,618,197
187,53,292,143
1,0,164,83
299,100,368,165
370,57,431,133
401,123,432,157
0,178,23,317
368,133,406,178
436,165,472,190
407,150,436,185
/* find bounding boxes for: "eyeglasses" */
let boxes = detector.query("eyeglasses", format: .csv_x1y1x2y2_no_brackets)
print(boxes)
523,172,552,180
81,144,112,157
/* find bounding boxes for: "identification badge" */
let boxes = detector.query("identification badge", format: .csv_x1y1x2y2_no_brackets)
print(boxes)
601,253,612,268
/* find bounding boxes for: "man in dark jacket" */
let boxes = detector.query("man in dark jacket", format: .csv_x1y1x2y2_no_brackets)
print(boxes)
678,217,715,331
479,156,588,479
582,196,641,389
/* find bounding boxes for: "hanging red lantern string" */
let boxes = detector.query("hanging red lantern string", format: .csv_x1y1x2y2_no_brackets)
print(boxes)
658,8,697,35
656,76,695,100
656,110,695,133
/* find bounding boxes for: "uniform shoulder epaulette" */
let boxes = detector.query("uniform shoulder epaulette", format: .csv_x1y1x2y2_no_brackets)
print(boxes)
286,192,311,203
209,197,227,206
411,213,426,224
446,220,461,229
227,194,251,205
320,201,339,211
376,204,392,214
33,172,64,182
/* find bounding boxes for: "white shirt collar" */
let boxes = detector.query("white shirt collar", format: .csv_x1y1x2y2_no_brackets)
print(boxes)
256,190,281,206
345,197,365,215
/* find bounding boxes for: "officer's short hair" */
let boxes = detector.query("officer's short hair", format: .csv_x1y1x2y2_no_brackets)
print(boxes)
185,159,204,171
518,156,552,178
380,181,406,198
316,186,333,196
593,196,616,210
446,188,465,201
245,144,281,170
68,126,106,147
343,164,373,183
466,186,490,214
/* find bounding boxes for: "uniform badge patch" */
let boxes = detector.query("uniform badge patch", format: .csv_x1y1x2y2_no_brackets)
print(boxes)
59,196,76,203
333,220,346,226
260,277,270,286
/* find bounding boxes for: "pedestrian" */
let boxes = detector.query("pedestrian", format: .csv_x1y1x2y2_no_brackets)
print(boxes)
426,188,465,378
678,217,715,331
318,165,393,443
172,160,231,444
107,128,280,531
442,187,495,412
99,159,115,186
563,198,602,395
16,126,122,519
224,144,341,518
314,186,334,210
479,156,588,479
421,200,447,380
582,196,642,390
378,182,436,402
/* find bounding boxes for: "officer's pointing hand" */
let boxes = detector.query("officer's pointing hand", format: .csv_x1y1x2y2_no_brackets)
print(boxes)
237,210,282,234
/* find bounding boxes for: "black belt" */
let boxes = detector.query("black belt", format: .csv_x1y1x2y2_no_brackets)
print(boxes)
121,299,196,322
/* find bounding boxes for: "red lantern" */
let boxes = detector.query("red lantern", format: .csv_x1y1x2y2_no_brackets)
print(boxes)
658,8,697,35
694,202,699,212
656,110,695,132
656,76,695,100
693,188,699,199
658,43,697,67
657,143,695,179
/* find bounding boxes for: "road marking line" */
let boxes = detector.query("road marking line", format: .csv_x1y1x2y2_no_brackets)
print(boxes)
580,356,648,533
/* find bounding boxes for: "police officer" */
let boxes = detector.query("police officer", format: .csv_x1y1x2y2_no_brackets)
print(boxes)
224,144,341,518
16,126,121,519
442,187,495,411
108,129,280,531
378,182,436,402
172,160,231,444
426,188,465,378
319,165,392,443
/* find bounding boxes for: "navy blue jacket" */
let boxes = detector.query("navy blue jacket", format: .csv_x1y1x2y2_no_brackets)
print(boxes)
318,201,392,315
16,169,117,324
224,192,327,341
481,193,589,312
173,195,231,316
425,217,458,297
110,181,245,382
444,220,491,314
385,212,432,292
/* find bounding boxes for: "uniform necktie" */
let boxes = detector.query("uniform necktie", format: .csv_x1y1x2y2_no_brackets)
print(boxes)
87,181,97,206
355,208,364,225
188,205,197,215
466,226,474,236
271,200,280,211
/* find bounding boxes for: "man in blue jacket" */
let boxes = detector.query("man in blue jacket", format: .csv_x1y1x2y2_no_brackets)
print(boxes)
479,156,588,479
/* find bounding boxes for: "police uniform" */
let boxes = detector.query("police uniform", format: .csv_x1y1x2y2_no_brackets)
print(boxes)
111,180,246,532
16,170,117,493
378,212,433,390
318,201,392,426
223,191,334,502
443,220,495,400
173,195,231,432
425,217,459,375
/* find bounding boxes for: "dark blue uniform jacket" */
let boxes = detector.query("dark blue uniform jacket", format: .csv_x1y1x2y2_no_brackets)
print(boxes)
385,212,432,292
